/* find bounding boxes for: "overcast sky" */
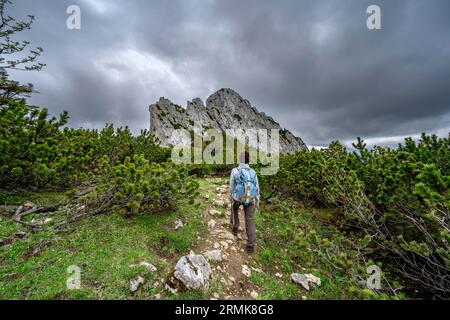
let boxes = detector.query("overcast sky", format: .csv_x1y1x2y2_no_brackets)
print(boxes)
7,0,450,147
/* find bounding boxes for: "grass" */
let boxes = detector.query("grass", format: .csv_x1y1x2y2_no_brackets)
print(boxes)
251,198,383,300
0,177,394,300
0,179,210,300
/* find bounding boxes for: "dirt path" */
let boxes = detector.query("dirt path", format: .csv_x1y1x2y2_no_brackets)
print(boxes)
192,177,262,300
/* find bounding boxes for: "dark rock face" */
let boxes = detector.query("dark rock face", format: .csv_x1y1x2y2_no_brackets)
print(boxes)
149,88,307,153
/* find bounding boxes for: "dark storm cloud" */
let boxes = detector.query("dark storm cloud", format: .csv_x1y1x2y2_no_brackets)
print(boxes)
5,0,450,146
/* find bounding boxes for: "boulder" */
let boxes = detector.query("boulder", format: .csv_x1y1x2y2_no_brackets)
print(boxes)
173,253,211,290
242,265,251,277
290,273,321,291
130,276,145,293
174,219,184,230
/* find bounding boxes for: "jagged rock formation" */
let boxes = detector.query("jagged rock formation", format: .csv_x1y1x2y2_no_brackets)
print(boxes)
149,88,307,153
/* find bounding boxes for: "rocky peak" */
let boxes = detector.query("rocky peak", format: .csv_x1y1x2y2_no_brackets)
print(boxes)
206,88,251,111
149,88,307,153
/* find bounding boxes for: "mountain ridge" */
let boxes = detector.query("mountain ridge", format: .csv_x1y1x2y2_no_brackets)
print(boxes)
149,88,307,153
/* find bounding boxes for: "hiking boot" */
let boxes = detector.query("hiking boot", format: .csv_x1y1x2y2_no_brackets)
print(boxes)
246,246,254,255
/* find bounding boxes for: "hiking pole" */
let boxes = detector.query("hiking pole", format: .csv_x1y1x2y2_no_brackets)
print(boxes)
230,198,235,226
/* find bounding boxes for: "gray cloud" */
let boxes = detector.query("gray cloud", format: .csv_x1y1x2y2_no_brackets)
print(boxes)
6,0,450,146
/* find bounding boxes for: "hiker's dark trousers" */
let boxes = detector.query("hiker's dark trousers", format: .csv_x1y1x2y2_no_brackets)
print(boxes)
231,201,256,248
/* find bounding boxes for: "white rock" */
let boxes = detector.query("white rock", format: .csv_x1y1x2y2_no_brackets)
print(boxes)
174,219,184,230
212,292,220,299
251,267,263,273
23,201,36,209
242,265,251,277
275,272,283,278
129,261,157,272
250,291,259,299
214,242,220,249
203,249,222,262
208,219,218,229
154,293,161,300
219,232,235,240
220,241,229,250
216,187,227,194
43,218,53,224
204,194,210,199
209,209,222,216
290,273,321,291
140,262,158,272
229,276,236,282
213,200,225,207
130,276,145,292
173,253,212,290
306,274,321,286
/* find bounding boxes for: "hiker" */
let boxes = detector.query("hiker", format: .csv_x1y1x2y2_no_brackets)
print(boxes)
229,151,260,254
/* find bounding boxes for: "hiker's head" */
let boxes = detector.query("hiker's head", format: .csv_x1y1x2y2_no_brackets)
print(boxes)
239,151,250,164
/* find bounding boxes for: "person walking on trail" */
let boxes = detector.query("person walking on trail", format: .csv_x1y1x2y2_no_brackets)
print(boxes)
229,151,260,254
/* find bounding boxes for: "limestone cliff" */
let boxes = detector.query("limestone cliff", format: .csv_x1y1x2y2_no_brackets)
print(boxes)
149,88,307,153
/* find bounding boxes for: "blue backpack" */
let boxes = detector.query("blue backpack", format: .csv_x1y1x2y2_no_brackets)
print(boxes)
234,167,259,206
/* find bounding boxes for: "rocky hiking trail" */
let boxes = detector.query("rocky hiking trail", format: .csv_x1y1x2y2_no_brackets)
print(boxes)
165,177,321,300
1,176,325,300
195,178,260,300
166,177,262,300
